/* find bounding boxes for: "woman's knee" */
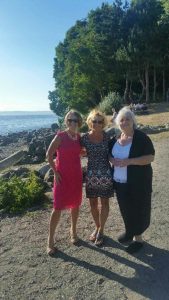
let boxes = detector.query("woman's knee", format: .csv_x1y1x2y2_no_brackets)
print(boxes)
89,198,98,209
51,209,61,217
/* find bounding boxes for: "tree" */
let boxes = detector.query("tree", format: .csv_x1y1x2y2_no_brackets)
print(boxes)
49,0,169,115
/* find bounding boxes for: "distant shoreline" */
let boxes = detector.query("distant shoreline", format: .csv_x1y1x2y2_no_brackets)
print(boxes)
0,111,55,115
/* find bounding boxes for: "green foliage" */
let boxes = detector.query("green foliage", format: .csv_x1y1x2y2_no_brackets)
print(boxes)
49,0,169,114
0,172,44,213
80,121,88,133
48,90,67,117
98,92,122,114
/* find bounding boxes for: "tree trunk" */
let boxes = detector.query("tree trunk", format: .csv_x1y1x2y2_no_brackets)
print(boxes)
145,65,150,103
139,78,146,101
138,69,146,102
153,67,157,102
129,81,133,102
162,69,166,101
124,76,129,104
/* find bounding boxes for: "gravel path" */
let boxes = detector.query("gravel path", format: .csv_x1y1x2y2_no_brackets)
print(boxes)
0,136,169,300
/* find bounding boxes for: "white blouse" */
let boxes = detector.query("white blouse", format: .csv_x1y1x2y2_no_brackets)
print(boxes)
112,141,132,183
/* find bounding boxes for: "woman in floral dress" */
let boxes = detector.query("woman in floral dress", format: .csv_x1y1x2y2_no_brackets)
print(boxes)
81,110,114,245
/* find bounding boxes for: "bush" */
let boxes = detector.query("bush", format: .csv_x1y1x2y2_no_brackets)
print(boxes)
0,172,44,213
98,92,122,114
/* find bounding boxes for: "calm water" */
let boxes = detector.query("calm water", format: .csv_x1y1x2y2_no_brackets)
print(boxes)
0,111,58,135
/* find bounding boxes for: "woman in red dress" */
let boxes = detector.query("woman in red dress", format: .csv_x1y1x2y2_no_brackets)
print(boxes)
46,110,83,255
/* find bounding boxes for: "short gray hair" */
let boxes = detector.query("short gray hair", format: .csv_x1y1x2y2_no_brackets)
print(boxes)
115,106,137,129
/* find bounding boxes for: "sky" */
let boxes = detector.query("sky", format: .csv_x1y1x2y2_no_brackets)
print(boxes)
0,0,123,111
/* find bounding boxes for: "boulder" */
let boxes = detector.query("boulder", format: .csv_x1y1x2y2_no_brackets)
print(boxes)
37,164,50,178
44,168,54,186
0,167,30,180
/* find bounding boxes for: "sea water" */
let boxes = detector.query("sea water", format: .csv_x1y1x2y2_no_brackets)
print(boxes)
0,111,58,135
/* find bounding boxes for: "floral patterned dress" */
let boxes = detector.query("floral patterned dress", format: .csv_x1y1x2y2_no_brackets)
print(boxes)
81,132,114,198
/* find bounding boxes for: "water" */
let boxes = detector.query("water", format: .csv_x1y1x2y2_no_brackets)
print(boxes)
0,111,58,135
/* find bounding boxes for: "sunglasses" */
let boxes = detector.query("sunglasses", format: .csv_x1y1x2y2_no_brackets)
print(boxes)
67,118,79,123
92,120,103,124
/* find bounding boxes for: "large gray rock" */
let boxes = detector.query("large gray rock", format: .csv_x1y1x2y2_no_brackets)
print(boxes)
0,167,30,180
44,168,54,187
37,164,50,178
27,132,55,164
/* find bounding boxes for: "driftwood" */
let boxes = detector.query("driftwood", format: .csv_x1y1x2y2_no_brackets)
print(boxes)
0,150,26,172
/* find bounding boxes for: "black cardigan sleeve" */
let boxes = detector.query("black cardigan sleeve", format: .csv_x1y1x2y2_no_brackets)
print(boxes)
141,134,155,156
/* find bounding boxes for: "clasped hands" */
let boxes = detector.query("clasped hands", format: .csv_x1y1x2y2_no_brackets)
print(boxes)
110,157,130,167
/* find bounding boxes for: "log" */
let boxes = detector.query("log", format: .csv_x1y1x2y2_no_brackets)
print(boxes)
0,150,26,172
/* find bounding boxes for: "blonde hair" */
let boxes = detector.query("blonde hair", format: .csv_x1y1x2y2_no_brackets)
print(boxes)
115,106,137,129
86,109,107,129
64,109,83,127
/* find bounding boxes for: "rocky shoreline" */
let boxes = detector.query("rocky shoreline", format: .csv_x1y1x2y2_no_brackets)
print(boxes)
1,122,169,161
0,126,58,163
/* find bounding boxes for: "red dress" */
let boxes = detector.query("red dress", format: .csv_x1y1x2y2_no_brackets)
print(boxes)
53,131,82,210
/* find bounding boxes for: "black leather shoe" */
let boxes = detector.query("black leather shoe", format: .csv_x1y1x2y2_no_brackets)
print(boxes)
126,241,144,254
118,233,133,245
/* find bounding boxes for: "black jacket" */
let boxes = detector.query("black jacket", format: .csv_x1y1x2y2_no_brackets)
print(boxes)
109,129,155,193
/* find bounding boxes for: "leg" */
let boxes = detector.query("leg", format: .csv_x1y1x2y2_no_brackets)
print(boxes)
99,198,109,234
115,183,133,240
89,198,100,229
134,234,143,242
47,209,61,254
89,198,100,241
70,207,79,243
95,198,109,246
125,190,151,254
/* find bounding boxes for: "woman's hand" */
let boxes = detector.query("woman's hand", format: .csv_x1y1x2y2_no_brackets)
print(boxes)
113,158,130,167
54,171,62,184
109,156,130,167
81,147,87,157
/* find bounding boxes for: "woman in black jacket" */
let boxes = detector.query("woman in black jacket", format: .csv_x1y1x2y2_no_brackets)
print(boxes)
109,107,155,254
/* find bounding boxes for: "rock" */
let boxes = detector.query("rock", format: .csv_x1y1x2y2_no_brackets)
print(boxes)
51,123,59,132
137,123,169,134
27,132,55,164
105,127,120,138
0,150,27,172
37,164,50,178
0,167,30,179
44,168,54,185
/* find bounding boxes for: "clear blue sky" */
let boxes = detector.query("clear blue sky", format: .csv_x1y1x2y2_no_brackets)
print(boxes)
0,0,123,111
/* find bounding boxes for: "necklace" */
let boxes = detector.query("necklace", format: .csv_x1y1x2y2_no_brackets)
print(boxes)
66,130,78,141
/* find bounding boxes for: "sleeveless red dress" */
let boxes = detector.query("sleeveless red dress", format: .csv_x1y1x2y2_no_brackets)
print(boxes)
53,131,82,210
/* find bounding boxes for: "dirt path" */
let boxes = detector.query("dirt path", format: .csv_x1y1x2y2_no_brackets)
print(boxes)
0,136,169,300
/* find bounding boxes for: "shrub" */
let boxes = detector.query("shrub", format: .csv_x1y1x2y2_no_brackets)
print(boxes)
0,172,44,213
98,92,122,114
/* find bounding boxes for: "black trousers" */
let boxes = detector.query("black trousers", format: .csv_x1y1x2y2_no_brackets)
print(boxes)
114,182,152,237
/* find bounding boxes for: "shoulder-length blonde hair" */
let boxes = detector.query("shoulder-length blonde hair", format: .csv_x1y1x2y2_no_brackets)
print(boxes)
64,109,83,127
115,106,137,129
86,109,107,129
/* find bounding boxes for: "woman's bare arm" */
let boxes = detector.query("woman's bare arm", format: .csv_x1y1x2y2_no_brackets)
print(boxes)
115,155,154,167
46,135,61,184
